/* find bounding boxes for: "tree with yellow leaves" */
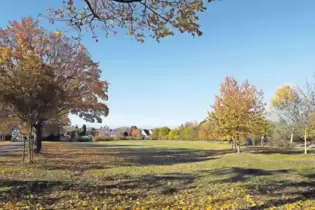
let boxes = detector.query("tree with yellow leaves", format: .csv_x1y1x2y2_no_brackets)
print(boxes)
271,85,304,147
198,121,211,140
208,77,266,153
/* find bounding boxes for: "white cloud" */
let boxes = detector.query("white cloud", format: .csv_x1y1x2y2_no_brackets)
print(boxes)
69,112,183,129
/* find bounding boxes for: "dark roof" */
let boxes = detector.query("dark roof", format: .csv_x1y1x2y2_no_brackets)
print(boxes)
143,129,151,136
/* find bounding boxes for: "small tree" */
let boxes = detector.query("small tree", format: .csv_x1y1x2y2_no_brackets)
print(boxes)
208,77,266,153
81,124,87,136
296,82,315,154
168,130,177,140
151,128,159,140
271,85,304,147
158,127,171,139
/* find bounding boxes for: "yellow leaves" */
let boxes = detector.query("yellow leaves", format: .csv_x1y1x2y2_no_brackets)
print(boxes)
17,37,24,48
127,30,135,36
81,200,88,207
0,47,10,64
282,200,315,210
209,76,266,141
80,13,87,18
244,194,256,207
54,31,62,37
271,85,296,107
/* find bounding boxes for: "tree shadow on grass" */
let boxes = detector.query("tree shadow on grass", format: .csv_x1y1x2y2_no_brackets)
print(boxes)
244,178,315,209
201,167,315,209
0,173,197,208
246,147,315,155
74,143,146,148
207,167,293,183
38,146,231,171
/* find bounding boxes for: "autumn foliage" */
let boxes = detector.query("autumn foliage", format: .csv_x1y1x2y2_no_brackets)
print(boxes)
46,0,215,42
207,77,267,152
0,18,109,153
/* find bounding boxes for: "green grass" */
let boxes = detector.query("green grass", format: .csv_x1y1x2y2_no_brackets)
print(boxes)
1,140,315,209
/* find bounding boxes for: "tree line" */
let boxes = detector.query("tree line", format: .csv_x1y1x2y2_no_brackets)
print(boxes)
145,77,315,154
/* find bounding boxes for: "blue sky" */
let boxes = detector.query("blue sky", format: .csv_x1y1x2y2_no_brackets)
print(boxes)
1,0,315,129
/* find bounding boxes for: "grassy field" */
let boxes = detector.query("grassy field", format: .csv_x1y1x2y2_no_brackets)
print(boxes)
1,140,315,209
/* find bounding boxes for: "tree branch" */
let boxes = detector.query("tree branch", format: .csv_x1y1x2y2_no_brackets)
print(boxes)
139,1,170,22
113,0,141,3
83,0,101,19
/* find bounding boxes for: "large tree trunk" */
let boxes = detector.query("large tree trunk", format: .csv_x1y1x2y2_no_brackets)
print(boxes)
34,125,42,154
304,128,307,155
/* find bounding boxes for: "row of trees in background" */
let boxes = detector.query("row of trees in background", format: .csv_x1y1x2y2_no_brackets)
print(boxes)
149,77,315,154
150,123,199,140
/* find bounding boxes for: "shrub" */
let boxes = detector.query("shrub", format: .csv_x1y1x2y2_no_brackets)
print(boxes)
118,136,142,140
77,136,92,142
43,134,62,141
5,134,12,141
268,132,291,148
95,136,114,141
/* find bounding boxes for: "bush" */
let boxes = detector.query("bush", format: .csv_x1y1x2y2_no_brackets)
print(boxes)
5,134,12,141
95,136,115,141
43,134,62,141
268,132,291,148
77,136,92,142
118,136,143,140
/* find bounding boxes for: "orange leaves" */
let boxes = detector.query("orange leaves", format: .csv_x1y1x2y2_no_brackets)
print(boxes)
0,17,109,127
198,121,210,140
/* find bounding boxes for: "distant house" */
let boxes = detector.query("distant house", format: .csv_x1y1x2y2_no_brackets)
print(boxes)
96,127,111,136
86,127,112,136
86,128,98,136
141,129,151,139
